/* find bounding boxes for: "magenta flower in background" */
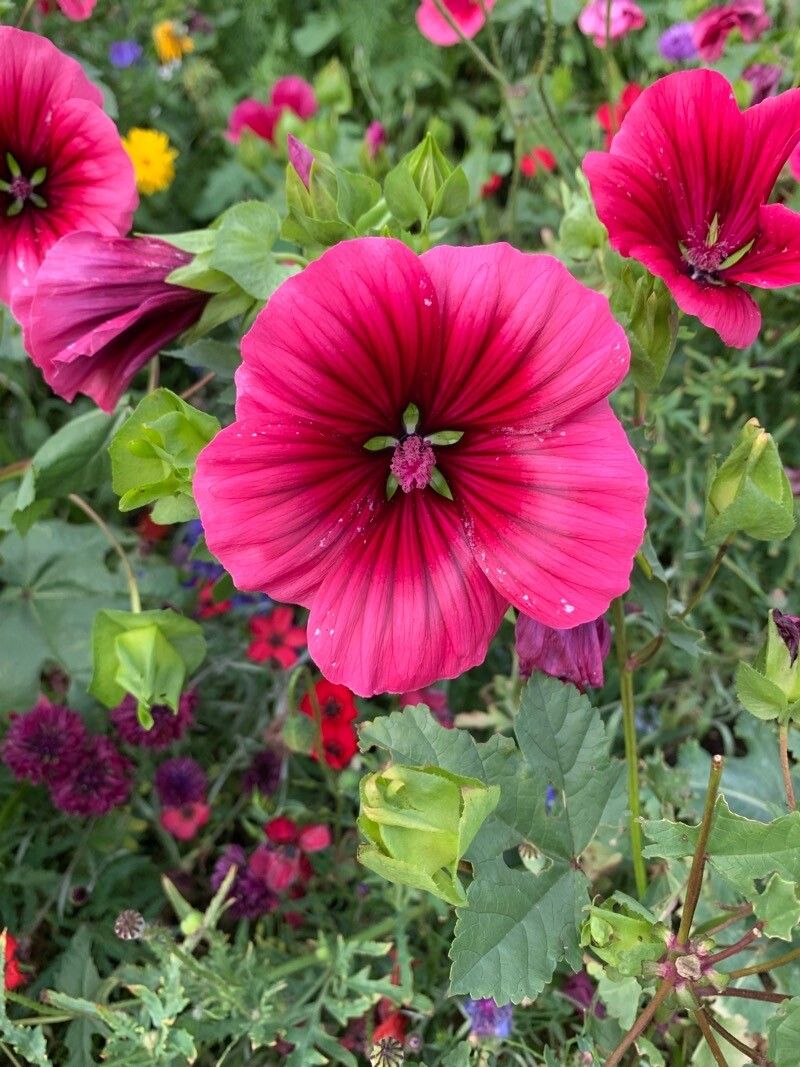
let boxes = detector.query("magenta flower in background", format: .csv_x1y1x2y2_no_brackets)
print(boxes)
2,699,87,784
578,0,645,48
365,121,387,159
287,134,314,189
743,63,782,105
211,844,279,919
195,237,647,696
154,757,207,807
13,232,210,412
658,22,698,62
0,27,137,305
50,736,133,816
416,0,495,47
56,0,97,20
226,99,282,144
584,70,800,348
160,801,210,840
400,687,454,727
111,691,196,749
516,614,612,690
270,75,318,121
693,1,771,61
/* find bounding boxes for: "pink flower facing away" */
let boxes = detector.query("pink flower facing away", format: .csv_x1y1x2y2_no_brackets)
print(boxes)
2,698,87,784
515,614,612,690
400,686,454,727
0,27,137,306
578,0,645,48
226,76,317,145
13,232,210,412
57,0,97,19
583,70,800,349
111,690,196,749
693,1,770,61
50,736,133,816
416,0,495,47
195,236,648,697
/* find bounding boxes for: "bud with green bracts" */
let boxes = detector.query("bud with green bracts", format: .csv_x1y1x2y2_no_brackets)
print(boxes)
736,610,800,723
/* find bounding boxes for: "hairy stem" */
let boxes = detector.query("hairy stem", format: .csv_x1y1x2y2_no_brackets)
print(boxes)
692,904,753,940
696,986,790,1004
537,0,581,169
603,980,673,1067
707,923,763,965
779,723,796,811
693,1006,731,1067
676,754,724,946
704,1011,764,1064
180,371,216,402
67,494,141,613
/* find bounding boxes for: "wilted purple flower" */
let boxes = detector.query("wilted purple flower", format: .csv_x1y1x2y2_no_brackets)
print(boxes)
516,615,612,690
658,22,698,61
154,757,207,807
561,969,606,1018
242,748,282,795
365,121,387,159
108,40,143,68
774,610,800,665
287,133,314,189
2,699,88,785
111,690,196,749
211,844,278,919
50,736,133,816
463,998,513,1039
743,63,782,104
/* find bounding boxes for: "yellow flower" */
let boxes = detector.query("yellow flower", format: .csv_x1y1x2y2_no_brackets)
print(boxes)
152,20,194,65
121,128,178,196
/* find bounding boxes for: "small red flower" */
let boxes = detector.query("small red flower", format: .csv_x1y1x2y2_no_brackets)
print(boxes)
481,174,503,198
249,843,302,892
247,606,307,668
265,815,299,844
160,801,210,841
519,146,556,178
298,823,332,852
595,83,643,149
3,932,26,991
197,581,233,619
299,680,359,769
373,1011,407,1044
136,512,171,543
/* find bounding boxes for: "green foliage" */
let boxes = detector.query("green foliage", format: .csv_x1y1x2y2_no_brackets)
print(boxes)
384,132,469,229
581,894,668,979
736,611,800,723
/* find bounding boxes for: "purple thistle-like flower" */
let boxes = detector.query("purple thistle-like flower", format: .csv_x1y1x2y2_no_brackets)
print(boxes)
108,40,143,68
50,736,133,816
2,700,88,785
211,844,278,919
658,22,698,61
743,63,782,105
242,749,282,795
774,610,800,665
462,998,513,1039
111,690,196,749
155,757,207,807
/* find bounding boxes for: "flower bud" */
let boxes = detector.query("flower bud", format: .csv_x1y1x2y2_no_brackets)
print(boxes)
736,610,800,723
705,418,795,545
358,763,499,906
383,133,469,229
580,894,668,978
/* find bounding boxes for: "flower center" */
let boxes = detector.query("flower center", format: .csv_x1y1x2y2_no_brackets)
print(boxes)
0,154,48,216
679,213,754,286
390,435,435,494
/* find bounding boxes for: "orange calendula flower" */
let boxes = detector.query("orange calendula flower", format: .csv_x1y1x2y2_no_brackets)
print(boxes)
152,20,194,65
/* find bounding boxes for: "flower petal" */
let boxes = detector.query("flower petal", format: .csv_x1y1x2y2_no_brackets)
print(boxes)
446,401,648,627
724,204,800,289
420,243,630,431
194,418,385,606
415,0,490,46
307,492,506,696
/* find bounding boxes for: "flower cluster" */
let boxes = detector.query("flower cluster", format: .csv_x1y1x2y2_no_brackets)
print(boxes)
2,699,133,816
155,756,211,840
247,606,307,669
299,680,359,769
227,76,318,145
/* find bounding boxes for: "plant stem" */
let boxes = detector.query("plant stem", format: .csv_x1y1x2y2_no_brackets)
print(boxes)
676,754,723,946
180,371,216,402
612,597,647,898
430,0,508,86
16,0,36,28
478,0,503,74
679,539,733,621
696,986,790,1004
634,387,649,426
692,904,753,940
692,1006,731,1067
146,355,160,394
727,943,800,980
67,494,141,613
537,0,581,169
704,1012,765,1064
707,923,763,965
779,723,796,811
0,458,30,484
603,980,673,1067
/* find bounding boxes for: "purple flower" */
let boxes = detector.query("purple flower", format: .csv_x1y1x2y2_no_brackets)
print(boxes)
365,121,387,159
786,467,800,497
242,749,282,795
211,844,278,919
50,736,133,816
658,22,698,61
516,615,612,690
109,40,143,68
743,63,782,105
561,969,606,1018
774,610,800,665
154,757,207,807
545,784,557,812
2,699,88,784
112,690,196,749
463,998,513,1039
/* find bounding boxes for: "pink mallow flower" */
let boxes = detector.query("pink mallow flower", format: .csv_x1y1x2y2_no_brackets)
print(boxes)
160,801,211,841
0,27,136,306
13,232,210,412
692,2,770,61
270,76,318,121
578,0,645,48
226,76,317,144
583,70,800,349
194,237,647,697
416,0,495,47
516,614,612,690
57,0,97,19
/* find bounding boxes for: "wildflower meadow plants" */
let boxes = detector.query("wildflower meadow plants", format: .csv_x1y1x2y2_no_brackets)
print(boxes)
3,2,800,1066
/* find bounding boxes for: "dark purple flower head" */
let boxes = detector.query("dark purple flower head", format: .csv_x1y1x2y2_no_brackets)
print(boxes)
463,998,513,1039
743,63,782,105
109,41,143,68
658,22,698,61
154,757,207,807
211,844,278,919
561,969,606,1018
516,615,612,690
774,610,800,665
242,749,282,795
111,690,196,749
50,736,133,816
2,699,88,784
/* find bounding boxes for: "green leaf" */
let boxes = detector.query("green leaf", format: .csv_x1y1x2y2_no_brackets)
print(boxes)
165,338,241,378
291,11,341,56
209,201,298,300
768,996,800,1066
590,969,642,1030
754,874,800,941
53,928,103,1067
736,661,787,721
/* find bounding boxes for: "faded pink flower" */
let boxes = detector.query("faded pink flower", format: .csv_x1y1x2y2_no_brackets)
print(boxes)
416,0,496,47
195,237,647,696
516,614,612,689
226,99,282,144
578,0,645,48
693,2,770,61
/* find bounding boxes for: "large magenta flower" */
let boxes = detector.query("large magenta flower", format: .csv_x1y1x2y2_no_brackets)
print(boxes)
416,0,495,47
13,232,210,411
195,238,647,696
693,2,770,61
0,27,137,306
583,70,800,349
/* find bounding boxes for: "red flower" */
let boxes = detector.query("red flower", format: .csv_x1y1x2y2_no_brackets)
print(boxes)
249,843,302,892
584,70,800,349
0,28,136,305
136,512,171,543
481,174,503,198
265,815,299,844
373,1011,407,1044
298,680,360,769
595,83,643,149
416,0,495,47
194,238,646,696
197,581,233,618
247,606,307,668
297,823,332,852
519,146,556,178
693,1,770,61
13,233,209,412
160,801,211,841
3,932,26,991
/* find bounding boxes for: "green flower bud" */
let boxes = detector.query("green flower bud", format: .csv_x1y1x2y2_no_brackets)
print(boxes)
736,610,800,723
358,763,499,906
705,418,795,545
609,263,678,393
384,133,469,229
581,893,668,978
313,58,352,113
283,146,382,248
